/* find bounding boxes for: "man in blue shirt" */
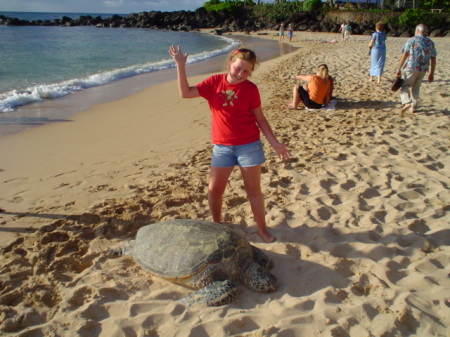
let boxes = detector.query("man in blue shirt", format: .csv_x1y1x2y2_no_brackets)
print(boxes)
396,24,437,113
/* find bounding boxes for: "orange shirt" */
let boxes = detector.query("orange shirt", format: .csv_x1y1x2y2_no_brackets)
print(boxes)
308,75,330,105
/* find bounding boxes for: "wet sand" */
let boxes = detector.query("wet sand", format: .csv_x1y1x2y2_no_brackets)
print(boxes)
0,33,294,137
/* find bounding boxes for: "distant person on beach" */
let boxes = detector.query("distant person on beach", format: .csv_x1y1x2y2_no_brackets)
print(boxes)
368,22,387,84
286,64,334,110
287,23,294,42
279,23,285,43
338,22,346,41
168,45,291,243
396,24,437,113
344,23,351,42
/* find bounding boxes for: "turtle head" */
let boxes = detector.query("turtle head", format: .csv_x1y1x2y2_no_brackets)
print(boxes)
244,263,277,293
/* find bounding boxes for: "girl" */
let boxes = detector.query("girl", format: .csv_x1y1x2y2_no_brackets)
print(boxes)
287,64,334,110
168,45,291,242
287,23,294,43
279,23,285,43
339,22,345,41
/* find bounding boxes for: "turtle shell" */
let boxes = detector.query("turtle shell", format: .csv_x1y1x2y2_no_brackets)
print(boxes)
133,219,245,281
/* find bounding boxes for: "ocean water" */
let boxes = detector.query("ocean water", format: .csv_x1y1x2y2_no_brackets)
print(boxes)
0,11,120,21
0,12,238,113
0,12,293,136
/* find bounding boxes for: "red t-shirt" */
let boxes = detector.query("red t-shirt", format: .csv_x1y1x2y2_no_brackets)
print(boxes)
196,74,261,146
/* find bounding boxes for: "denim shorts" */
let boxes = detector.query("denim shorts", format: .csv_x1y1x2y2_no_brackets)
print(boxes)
211,139,266,168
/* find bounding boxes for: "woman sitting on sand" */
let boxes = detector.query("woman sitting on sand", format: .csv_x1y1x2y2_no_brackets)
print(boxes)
287,64,334,110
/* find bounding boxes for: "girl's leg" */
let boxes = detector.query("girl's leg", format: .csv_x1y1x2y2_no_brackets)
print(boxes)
287,84,301,109
240,165,275,243
208,166,234,223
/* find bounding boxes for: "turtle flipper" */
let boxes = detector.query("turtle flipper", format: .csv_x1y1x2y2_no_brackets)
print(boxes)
109,240,135,256
242,262,277,293
178,280,239,307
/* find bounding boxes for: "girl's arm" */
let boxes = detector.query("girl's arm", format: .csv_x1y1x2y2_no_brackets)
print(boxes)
296,74,312,82
168,45,199,98
253,106,291,160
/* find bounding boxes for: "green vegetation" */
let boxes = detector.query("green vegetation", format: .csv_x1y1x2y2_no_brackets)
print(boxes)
249,0,323,23
302,0,323,12
204,0,323,19
419,0,450,10
251,2,304,22
201,0,448,31
203,0,243,13
398,8,447,28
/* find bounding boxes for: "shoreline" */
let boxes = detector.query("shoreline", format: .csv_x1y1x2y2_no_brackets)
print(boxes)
0,31,449,336
0,32,294,137
0,29,299,242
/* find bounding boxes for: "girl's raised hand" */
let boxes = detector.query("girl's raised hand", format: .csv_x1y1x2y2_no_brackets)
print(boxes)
169,45,188,65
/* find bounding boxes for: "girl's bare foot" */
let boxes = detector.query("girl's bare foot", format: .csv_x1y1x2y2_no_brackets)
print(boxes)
286,102,296,110
259,231,276,243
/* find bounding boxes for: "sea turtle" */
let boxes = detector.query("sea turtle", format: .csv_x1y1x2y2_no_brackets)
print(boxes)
116,219,277,306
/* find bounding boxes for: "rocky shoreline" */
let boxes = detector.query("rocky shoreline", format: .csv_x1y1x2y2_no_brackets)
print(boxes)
1,8,448,37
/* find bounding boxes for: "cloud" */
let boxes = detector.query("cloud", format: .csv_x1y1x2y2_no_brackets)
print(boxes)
100,0,204,12
0,0,259,14
103,0,123,8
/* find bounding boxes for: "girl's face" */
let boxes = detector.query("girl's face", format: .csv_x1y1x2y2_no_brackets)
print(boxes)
227,58,253,84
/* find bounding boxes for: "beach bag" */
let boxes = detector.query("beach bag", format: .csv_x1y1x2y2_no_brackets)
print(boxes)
391,76,403,92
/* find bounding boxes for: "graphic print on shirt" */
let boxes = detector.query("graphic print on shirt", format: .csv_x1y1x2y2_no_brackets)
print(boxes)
220,89,238,106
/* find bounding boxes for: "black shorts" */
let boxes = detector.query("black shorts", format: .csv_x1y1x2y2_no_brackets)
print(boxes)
298,86,323,109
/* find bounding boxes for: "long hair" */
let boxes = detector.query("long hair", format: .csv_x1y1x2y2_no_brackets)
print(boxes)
317,64,329,83
228,48,258,71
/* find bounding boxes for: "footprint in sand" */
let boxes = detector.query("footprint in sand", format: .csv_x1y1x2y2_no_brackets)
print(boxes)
68,285,97,307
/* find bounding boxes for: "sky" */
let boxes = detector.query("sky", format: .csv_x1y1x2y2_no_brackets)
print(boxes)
0,0,275,14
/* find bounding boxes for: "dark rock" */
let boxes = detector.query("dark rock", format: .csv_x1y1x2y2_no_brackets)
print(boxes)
400,30,413,37
429,29,444,37
1,8,448,37
297,24,309,32
309,24,320,32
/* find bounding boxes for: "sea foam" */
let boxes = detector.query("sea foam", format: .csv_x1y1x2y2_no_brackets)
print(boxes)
0,35,238,113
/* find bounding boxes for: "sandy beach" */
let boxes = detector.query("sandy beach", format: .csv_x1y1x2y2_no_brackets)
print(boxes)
1,31,449,336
